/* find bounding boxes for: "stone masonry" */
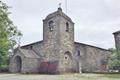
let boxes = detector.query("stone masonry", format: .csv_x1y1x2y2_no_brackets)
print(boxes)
9,7,112,74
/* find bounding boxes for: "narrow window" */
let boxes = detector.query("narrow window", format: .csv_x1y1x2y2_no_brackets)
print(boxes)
66,22,69,32
30,46,33,49
48,21,54,32
78,50,80,56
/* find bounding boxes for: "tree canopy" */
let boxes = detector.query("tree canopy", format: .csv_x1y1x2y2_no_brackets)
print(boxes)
0,1,22,70
108,49,120,72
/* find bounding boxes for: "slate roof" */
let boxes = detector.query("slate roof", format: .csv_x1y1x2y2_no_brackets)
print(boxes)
19,48,40,59
75,42,110,51
21,40,109,52
21,40,43,48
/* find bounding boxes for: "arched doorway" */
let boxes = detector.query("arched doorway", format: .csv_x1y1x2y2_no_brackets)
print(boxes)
14,56,22,72
64,51,72,72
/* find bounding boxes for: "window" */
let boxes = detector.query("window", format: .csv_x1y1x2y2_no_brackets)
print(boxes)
66,22,69,32
48,21,54,32
64,51,72,59
30,46,33,49
78,50,80,56
65,56,67,59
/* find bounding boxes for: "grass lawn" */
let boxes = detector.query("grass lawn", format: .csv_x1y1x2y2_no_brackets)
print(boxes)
0,73,120,80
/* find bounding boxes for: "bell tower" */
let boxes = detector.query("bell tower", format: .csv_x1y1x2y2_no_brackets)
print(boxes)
43,7,76,73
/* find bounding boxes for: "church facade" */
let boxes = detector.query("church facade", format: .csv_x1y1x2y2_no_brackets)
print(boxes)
9,8,111,74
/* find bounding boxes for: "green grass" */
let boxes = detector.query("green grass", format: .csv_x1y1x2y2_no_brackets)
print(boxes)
0,73,120,80
66,73,120,80
51,73,120,80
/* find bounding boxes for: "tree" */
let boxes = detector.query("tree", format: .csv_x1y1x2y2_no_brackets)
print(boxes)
108,48,120,72
0,1,22,71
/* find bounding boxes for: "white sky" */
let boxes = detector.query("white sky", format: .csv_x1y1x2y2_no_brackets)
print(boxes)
4,0,120,49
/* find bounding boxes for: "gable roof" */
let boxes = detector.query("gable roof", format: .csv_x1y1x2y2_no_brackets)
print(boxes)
19,48,40,59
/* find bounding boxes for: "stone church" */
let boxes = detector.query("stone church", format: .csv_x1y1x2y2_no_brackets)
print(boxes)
9,7,112,74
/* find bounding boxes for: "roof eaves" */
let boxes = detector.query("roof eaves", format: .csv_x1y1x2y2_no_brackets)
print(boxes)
75,42,110,51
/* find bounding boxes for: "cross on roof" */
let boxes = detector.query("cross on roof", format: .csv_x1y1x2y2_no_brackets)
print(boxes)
59,3,61,8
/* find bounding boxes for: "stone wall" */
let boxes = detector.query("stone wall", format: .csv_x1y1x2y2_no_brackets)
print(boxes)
21,58,40,73
58,16,76,73
43,15,60,61
75,42,111,72
113,32,120,50
9,49,40,73
43,9,76,73
9,50,24,73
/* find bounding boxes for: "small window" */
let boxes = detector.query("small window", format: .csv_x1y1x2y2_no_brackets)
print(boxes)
64,51,72,59
66,22,69,32
48,21,54,32
65,56,67,59
78,50,80,56
30,46,33,49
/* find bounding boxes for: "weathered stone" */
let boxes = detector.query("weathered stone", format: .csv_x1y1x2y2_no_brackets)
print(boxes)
9,7,111,74
113,31,120,50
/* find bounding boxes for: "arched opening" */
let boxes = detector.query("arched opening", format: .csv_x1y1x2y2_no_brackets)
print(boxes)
66,22,69,32
64,51,72,59
48,20,54,31
14,56,22,72
64,51,73,72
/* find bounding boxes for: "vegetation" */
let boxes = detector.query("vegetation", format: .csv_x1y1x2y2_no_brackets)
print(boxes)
0,1,22,71
0,73,120,80
108,48,120,72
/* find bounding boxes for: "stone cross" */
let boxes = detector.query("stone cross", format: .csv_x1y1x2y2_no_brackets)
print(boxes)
59,3,61,8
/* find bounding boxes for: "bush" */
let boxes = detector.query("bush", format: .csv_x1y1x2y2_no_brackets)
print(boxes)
0,64,9,72
108,49,120,72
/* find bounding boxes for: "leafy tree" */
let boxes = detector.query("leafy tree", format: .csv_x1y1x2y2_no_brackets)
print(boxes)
0,1,22,71
108,48,120,72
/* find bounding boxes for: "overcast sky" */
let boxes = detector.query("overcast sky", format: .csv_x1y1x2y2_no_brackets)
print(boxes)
4,0,120,49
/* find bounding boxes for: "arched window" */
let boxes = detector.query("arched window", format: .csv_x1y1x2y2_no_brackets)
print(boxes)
48,21,54,31
64,51,72,59
66,22,69,32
